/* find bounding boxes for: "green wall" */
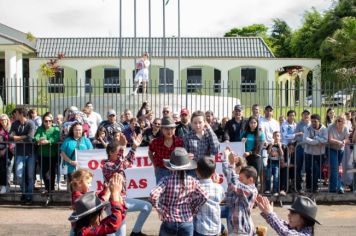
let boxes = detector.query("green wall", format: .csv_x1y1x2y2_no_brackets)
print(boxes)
36,65,77,106
180,65,219,95
90,65,126,95
228,66,268,106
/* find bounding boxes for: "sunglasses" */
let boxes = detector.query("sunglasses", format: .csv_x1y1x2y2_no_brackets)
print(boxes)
153,123,161,126
163,110,170,113
44,120,53,123
337,119,344,123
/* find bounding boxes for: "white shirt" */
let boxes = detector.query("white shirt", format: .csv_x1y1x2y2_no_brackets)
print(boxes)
281,121,297,145
260,117,280,144
87,111,102,138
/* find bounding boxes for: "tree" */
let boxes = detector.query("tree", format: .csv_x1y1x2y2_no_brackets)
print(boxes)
224,24,268,37
224,24,273,52
270,19,292,57
290,8,324,58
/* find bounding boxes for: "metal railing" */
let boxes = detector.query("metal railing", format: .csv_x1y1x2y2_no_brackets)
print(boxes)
1,140,356,205
1,77,355,120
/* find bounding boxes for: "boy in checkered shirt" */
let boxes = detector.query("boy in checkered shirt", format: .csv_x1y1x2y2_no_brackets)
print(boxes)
194,156,225,236
223,147,258,236
150,147,208,236
102,133,139,192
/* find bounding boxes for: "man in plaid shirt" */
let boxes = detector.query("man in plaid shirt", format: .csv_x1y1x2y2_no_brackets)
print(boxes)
150,147,208,236
193,157,225,236
223,148,258,236
183,110,220,161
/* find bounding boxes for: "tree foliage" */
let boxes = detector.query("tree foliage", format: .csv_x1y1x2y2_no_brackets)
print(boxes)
223,0,356,83
270,18,292,57
224,24,273,53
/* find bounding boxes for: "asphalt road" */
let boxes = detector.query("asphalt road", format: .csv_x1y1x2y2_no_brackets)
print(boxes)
1,202,356,236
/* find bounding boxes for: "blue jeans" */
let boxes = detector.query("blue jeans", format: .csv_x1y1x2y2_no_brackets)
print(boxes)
305,154,322,191
15,155,36,201
113,198,152,235
220,205,232,233
159,221,193,236
295,145,304,191
329,148,344,192
155,167,171,184
265,161,280,193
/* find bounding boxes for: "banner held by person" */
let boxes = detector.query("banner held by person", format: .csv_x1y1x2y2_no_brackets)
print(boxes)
77,142,244,198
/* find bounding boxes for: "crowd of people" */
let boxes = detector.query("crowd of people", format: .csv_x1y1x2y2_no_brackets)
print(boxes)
0,101,356,236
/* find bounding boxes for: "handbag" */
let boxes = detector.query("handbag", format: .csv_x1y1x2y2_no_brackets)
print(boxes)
60,157,68,175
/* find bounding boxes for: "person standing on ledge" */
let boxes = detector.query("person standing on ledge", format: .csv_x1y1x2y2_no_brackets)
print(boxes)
132,52,150,95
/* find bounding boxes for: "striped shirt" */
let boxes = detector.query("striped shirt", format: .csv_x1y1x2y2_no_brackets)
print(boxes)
261,212,313,236
183,127,220,161
150,172,208,222
223,163,258,235
194,179,225,235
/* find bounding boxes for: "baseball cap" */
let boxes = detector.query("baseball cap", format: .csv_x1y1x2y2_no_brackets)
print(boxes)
265,105,273,110
234,104,243,111
180,108,189,116
107,109,116,116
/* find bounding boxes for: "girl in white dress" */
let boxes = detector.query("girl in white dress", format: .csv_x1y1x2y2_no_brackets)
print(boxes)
132,52,150,94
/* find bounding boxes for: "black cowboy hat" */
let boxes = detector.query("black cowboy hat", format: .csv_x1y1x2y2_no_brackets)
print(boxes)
288,196,320,225
68,191,109,222
164,147,197,171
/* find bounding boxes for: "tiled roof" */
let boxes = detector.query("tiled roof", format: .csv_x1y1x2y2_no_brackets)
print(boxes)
0,23,36,49
35,37,274,58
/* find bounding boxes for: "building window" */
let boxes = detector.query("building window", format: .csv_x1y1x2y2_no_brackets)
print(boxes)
85,69,92,93
104,68,120,93
241,67,256,92
214,69,221,93
48,68,65,93
187,68,202,93
159,68,174,93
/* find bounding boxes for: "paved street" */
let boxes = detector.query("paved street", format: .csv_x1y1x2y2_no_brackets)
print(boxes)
0,202,356,236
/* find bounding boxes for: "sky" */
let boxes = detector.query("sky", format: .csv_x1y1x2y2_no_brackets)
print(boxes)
0,0,333,38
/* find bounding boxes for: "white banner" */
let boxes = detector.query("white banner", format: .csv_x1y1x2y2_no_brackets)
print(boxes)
77,142,244,198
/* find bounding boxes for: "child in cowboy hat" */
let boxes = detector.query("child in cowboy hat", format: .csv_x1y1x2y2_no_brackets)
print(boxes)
256,195,320,236
150,147,208,236
69,173,127,236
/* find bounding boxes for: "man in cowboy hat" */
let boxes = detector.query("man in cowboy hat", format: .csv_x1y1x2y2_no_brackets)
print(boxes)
256,195,320,236
150,147,208,236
